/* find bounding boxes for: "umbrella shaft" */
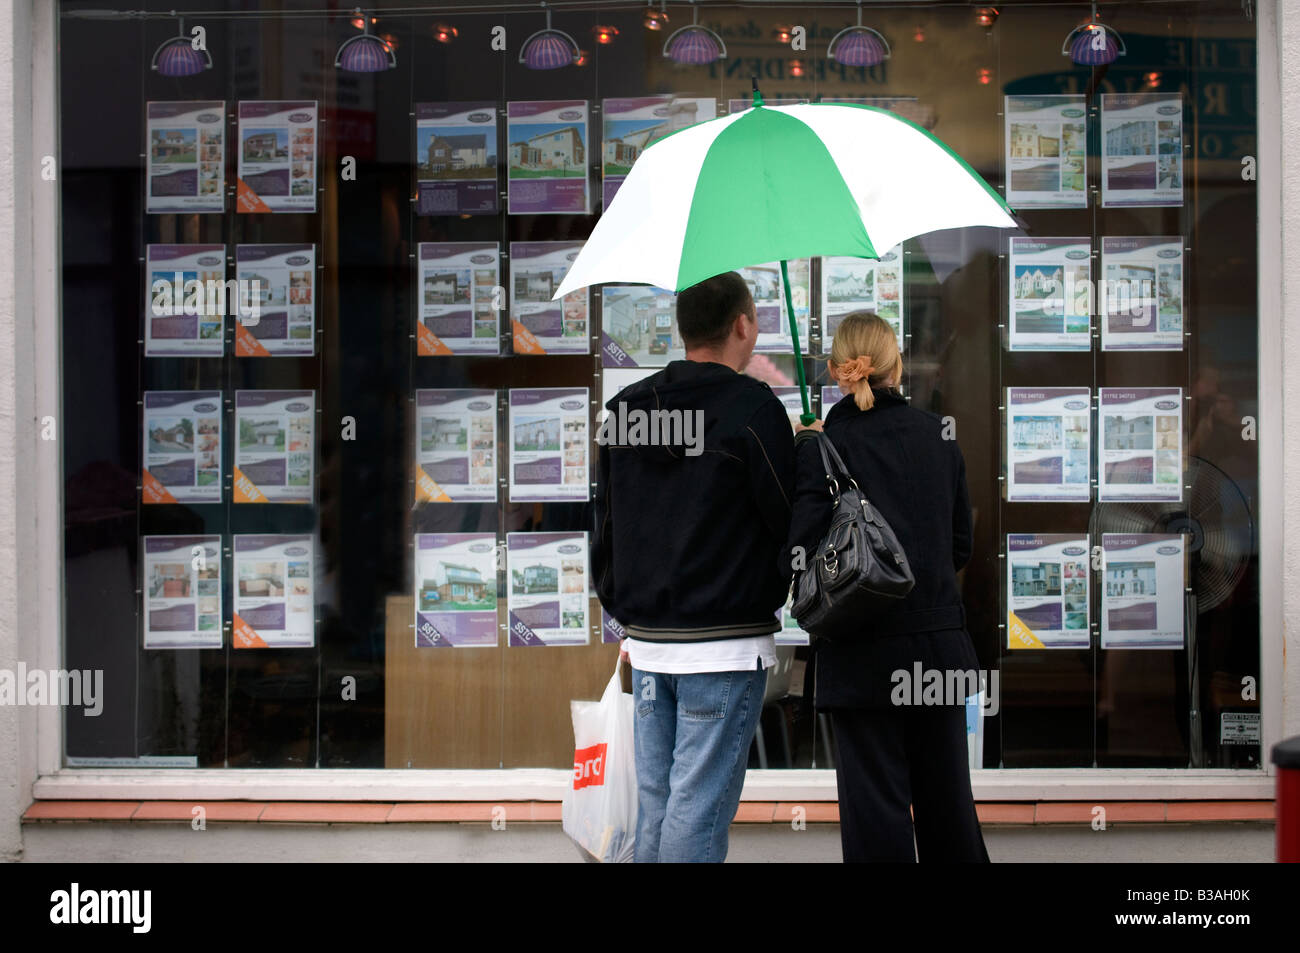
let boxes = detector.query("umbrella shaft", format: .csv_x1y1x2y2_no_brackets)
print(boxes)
779,259,814,425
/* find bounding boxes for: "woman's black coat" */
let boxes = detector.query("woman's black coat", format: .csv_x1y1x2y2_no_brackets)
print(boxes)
786,385,981,709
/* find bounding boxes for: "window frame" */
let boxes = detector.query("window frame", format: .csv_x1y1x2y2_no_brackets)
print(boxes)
24,0,1289,803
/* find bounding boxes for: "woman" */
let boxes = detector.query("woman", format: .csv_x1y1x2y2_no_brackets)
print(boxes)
787,312,988,863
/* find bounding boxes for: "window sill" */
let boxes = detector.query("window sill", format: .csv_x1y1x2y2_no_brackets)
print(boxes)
30,766,1276,804
22,797,1276,826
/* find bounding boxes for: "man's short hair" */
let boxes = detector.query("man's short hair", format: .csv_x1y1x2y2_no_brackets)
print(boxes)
676,272,754,349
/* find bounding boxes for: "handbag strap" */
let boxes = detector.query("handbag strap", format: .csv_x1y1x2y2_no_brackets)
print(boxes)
820,429,853,479
810,431,858,499
810,430,889,526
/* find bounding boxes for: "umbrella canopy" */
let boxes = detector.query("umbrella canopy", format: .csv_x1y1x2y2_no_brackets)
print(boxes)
553,100,1017,299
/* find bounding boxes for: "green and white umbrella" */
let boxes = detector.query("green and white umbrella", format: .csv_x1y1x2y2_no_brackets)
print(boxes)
553,91,1018,422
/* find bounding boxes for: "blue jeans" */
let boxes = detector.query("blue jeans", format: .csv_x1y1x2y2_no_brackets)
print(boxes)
630,667,767,863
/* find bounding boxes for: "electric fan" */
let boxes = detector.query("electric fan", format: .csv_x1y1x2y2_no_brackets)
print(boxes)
1087,455,1254,767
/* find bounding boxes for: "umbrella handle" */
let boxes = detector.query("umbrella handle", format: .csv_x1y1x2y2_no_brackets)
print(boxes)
779,259,816,426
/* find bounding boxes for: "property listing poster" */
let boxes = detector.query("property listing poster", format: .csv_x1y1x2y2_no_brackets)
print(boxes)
1101,534,1186,649
819,96,916,109
146,101,225,213
237,101,317,213
820,98,938,131
1101,93,1184,208
234,244,315,356
234,390,315,504
414,389,498,503
507,532,590,646
506,100,589,215
771,386,808,429
1098,387,1183,502
600,285,681,367
142,391,222,505
820,246,904,352
1006,534,1091,650
1008,237,1092,351
601,607,625,644
600,368,656,432
142,535,223,649
1003,95,1088,209
740,260,810,352
417,242,500,355
1005,387,1091,502
232,534,315,648
1100,237,1184,351
509,241,589,354
728,97,806,114
778,597,811,647
414,533,499,647
821,384,845,416
414,102,498,216
509,388,589,502
144,244,226,357
602,97,716,207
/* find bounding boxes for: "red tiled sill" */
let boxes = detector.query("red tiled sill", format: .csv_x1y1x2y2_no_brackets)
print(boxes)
22,800,1276,826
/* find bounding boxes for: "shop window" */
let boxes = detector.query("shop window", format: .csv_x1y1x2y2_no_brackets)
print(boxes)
58,1,1261,772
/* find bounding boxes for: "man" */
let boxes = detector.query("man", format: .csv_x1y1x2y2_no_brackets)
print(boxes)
591,271,795,863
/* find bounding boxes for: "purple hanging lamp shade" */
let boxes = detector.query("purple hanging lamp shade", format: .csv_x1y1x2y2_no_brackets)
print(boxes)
1064,23,1125,66
336,34,395,72
827,4,890,68
520,32,579,69
336,15,396,73
664,29,724,65
662,7,726,66
1062,5,1125,66
827,28,891,67
520,9,579,69
151,21,212,77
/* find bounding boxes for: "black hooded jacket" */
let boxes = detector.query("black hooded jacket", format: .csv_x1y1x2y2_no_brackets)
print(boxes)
786,386,980,708
591,360,796,643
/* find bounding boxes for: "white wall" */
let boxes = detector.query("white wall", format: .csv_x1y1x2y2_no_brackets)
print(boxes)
0,0,30,862
0,1,1292,866
1274,0,1300,744
0,0,57,863
14,820,1277,864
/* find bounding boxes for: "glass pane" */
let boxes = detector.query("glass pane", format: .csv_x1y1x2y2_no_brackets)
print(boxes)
59,0,1261,772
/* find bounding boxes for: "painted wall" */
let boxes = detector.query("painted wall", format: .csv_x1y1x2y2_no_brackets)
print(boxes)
0,0,58,863
0,0,1294,862
1274,0,1300,746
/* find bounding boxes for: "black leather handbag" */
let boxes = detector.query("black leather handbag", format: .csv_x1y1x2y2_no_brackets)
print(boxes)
789,430,915,639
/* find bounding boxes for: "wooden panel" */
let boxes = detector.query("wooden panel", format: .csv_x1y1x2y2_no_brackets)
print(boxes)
503,598,618,767
384,594,617,769
384,594,503,768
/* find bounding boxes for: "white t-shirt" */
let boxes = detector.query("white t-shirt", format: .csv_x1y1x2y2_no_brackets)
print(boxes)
625,634,776,674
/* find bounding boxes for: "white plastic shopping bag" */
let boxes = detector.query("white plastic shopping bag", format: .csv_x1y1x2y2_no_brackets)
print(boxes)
562,656,637,862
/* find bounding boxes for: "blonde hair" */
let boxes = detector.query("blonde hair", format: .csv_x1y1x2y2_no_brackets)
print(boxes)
829,311,902,411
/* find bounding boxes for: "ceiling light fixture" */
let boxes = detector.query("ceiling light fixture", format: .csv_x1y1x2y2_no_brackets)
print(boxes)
520,4,580,70
827,3,890,68
151,18,213,77
336,8,396,72
1062,2,1126,66
663,3,726,65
